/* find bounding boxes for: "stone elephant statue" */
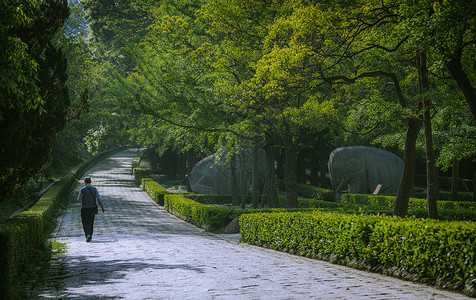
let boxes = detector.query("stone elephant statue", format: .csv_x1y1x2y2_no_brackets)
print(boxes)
189,149,265,195
328,146,404,201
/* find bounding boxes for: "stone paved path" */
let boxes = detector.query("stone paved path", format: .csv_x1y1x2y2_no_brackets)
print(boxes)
31,150,470,299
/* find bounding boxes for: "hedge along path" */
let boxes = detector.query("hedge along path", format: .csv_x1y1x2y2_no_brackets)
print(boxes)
31,149,470,299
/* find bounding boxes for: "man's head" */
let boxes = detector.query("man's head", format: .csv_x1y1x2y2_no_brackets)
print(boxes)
84,177,92,184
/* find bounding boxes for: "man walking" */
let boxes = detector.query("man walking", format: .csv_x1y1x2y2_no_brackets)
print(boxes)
77,177,105,242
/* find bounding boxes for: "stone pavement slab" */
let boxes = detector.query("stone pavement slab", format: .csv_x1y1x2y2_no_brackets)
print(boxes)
30,150,470,299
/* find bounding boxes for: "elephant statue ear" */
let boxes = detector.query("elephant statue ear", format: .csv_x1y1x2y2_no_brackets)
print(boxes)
345,156,363,173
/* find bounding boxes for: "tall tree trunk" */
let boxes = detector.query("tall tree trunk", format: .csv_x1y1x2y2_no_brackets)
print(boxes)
283,127,299,208
251,147,259,208
147,146,158,171
239,154,247,209
165,150,178,180
178,152,187,179
230,153,240,206
186,150,198,192
451,159,460,201
394,117,422,217
310,139,319,186
319,139,328,188
446,52,476,120
473,167,476,202
297,150,306,184
419,52,438,219
276,148,285,180
261,132,279,208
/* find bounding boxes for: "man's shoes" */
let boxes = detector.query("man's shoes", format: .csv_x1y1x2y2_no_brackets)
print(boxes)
86,235,92,242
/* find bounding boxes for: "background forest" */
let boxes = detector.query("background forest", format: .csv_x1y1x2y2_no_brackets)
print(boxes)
1,0,475,219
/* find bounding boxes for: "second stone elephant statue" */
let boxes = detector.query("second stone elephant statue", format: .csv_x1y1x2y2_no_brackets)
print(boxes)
328,146,404,201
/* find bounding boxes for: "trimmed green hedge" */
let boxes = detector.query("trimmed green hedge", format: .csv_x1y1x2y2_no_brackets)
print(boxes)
0,149,120,298
131,150,146,169
277,179,334,202
342,194,427,210
0,170,76,298
342,193,476,221
164,194,246,231
141,178,169,206
438,191,474,202
187,194,253,205
414,190,474,202
133,168,153,185
240,211,476,296
163,193,303,232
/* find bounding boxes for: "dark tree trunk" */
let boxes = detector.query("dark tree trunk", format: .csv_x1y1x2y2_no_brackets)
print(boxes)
451,159,460,201
419,52,438,219
394,117,422,217
239,154,247,209
230,154,240,206
147,146,159,171
251,147,259,208
178,152,187,179
446,53,476,120
319,139,328,188
473,168,476,202
276,148,285,180
283,127,299,208
297,150,306,184
261,132,279,208
310,139,319,186
165,150,178,180
186,150,198,192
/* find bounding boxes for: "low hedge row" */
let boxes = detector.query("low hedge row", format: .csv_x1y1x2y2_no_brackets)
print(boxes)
277,179,334,202
163,193,307,232
342,193,476,221
413,190,474,202
138,175,242,231
0,170,76,298
133,168,153,185
141,178,169,206
0,149,121,298
240,211,476,296
414,174,474,192
164,194,246,231
187,194,253,205
131,150,146,169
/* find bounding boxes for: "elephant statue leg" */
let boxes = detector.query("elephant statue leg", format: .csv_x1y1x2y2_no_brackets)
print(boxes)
334,177,348,202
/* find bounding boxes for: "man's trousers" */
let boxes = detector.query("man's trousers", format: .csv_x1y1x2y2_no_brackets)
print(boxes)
81,207,97,237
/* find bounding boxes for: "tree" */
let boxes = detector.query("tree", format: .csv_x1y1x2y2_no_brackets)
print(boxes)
399,0,476,120
81,0,153,74
0,0,71,201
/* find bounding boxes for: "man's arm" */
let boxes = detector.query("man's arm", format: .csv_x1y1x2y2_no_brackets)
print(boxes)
95,188,105,213
77,189,83,202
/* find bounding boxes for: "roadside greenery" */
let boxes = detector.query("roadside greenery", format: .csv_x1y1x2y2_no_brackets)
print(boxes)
135,155,476,295
0,148,122,299
240,211,476,297
99,0,475,218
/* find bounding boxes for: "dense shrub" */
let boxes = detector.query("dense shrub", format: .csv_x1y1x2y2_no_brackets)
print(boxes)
342,193,476,221
141,178,169,206
133,168,153,185
438,191,474,202
277,179,334,201
240,211,476,296
163,194,303,232
0,170,75,298
187,194,252,205
0,149,120,298
164,194,246,231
